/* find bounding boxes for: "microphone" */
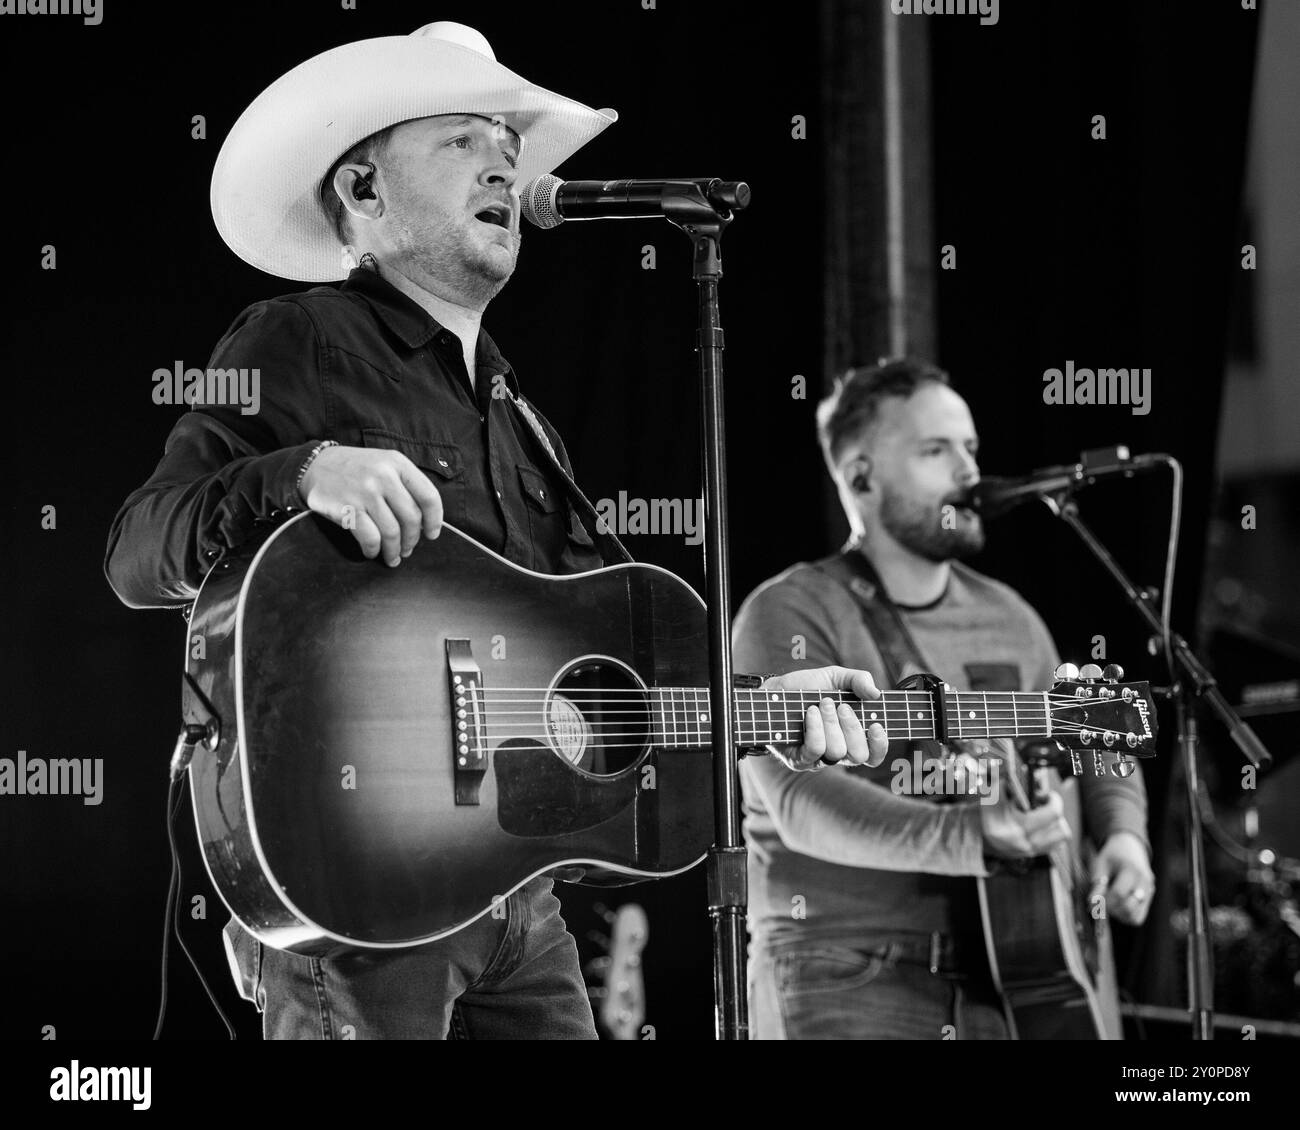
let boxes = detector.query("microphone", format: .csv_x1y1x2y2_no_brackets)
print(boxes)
971,446,1164,519
520,175,751,229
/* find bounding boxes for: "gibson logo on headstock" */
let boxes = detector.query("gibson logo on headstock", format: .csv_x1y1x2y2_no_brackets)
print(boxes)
1133,695,1153,739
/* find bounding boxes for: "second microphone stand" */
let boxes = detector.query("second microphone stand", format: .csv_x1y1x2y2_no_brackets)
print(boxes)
1040,472,1272,1040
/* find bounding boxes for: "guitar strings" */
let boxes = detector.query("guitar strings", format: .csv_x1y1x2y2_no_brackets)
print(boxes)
474,687,1115,699
431,737,1127,754
474,694,1117,709
473,707,1126,728
459,689,1145,748
471,706,1116,722
461,723,1112,736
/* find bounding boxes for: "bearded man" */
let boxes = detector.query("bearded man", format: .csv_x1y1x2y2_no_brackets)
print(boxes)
732,358,1155,1040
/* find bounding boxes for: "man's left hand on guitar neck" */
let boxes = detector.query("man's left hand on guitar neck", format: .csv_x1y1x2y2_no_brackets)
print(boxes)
760,667,891,773
1089,830,1156,926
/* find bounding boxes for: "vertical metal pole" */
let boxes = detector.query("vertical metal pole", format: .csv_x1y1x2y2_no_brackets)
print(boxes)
694,237,749,1041
882,2,908,358
821,0,936,535
1178,706,1215,1039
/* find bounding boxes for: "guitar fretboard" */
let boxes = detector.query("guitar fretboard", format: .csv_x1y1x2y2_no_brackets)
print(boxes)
651,687,1051,749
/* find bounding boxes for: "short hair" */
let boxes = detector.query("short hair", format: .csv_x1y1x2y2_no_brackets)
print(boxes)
319,126,396,246
815,357,951,473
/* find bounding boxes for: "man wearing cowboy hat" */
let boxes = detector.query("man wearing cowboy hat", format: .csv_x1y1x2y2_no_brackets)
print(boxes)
105,20,892,1040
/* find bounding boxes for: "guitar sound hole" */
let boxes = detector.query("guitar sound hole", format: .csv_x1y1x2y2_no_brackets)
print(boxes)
546,659,650,777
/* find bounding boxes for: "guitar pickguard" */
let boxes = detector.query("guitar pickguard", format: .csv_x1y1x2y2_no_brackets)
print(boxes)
494,741,651,837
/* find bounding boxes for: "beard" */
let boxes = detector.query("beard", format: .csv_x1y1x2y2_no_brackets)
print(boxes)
878,484,986,563
388,191,519,304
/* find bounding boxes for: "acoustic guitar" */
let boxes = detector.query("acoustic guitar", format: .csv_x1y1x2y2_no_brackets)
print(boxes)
181,513,1158,955
978,731,1139,1039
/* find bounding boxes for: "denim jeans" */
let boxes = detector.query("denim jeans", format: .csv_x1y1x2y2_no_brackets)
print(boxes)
222,878,598,1039
749,933,1010,1040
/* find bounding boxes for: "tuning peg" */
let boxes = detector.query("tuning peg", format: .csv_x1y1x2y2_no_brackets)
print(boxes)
1092,751,1106,776
1102,663,1124,683
1110,755,1137,778
1053,662,1080,682
1079,663,1104,681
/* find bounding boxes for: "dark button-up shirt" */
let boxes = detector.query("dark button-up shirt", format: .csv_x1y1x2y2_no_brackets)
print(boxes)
105,267,603,608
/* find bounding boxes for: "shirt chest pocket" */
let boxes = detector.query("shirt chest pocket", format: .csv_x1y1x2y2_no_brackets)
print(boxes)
517,464,601,571
517,465,564,564
517,465,560,515
360,427,466,528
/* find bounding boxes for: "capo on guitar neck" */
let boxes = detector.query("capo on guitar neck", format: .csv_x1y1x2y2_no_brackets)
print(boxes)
896,672,950,743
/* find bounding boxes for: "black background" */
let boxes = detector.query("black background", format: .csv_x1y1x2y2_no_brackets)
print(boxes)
0,0,1260,1040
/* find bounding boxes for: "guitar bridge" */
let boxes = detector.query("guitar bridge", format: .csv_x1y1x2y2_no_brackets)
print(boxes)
446,639,487,805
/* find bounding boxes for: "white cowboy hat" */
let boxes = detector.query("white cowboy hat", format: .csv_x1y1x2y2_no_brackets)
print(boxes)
210,20,617,282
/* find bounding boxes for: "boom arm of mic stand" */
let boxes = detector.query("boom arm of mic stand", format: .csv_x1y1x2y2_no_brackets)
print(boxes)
1039,491,1272,770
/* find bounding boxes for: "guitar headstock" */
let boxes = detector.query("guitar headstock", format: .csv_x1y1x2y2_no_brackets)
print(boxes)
585,903,648,1041
1045,662,1158,771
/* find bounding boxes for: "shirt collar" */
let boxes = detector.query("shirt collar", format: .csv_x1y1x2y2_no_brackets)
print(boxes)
340,267,518,392
342,266,441,348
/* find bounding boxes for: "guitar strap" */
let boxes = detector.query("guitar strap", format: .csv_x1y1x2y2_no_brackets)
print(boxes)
815,541,1033,806
809,540,932,689
507,393,634,566
812,542,1022,788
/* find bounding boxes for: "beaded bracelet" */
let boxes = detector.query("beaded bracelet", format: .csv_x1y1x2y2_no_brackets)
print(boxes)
295,439,338,503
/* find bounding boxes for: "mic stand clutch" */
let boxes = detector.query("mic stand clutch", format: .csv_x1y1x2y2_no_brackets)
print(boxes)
1037,479,1272,1041
663,181,750,1040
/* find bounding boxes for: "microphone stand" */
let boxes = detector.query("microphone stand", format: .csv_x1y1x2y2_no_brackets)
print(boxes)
1038,483,1272,1041
661,181,749,1040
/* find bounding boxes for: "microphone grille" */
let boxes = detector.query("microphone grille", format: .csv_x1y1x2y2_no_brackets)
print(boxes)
520,174,563,230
